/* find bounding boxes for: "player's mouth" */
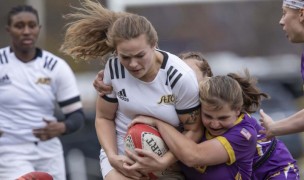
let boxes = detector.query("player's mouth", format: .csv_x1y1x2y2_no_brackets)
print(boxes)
208,128,225,136
21,38,34,45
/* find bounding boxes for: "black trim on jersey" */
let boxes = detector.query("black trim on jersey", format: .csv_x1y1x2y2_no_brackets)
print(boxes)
165,66,173,86
9,47,42,59
109,57,125,79
0,51,8,64
171,73,182,89
109,58,114,79
121,63,125,78
58,96,81,107
158,50,168,69
169,69,178,81
102,95,118,103
253,138,277,170
35,48,42,58
166,65,183,89
44,56,58,71
114,58,119,78
176,104,201,114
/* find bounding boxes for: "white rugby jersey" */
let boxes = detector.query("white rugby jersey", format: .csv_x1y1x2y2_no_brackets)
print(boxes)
103,50,200,150
0,46,82,143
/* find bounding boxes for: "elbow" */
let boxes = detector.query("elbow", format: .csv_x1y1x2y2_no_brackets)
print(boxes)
181,155,202,167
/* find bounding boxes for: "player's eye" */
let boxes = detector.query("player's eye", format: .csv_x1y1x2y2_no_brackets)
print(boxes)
13,23,25,29
28,22,38,29
121,56,130,60
203,113,212,120
135,54,144,58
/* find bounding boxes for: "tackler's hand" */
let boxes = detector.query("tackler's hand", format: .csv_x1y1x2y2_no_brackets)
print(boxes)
93,70,113,97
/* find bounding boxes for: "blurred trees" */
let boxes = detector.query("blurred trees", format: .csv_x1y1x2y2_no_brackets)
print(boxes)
1,0,302,73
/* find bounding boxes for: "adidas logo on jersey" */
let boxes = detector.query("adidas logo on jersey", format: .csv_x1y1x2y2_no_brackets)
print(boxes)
0,74,11,85
117,89,129,102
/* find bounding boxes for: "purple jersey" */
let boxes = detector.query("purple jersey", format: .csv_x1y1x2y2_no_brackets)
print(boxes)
180,114,257,180
248,115,300,179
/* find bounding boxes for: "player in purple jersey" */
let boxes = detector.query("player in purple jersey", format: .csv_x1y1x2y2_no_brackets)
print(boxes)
250,115,299,179
259,0,304,141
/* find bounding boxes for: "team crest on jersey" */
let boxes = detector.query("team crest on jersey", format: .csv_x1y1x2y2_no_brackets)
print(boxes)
157,94,175,104
36,77,51,85
0,74,11,85
117,89,129,102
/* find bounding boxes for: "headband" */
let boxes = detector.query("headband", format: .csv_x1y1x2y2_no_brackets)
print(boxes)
283,0,304,9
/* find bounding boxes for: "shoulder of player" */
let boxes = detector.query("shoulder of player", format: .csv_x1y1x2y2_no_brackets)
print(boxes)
40,49,67,63
226,119,257,142
39,49,72,70
160,50,194,74
0,46,11,65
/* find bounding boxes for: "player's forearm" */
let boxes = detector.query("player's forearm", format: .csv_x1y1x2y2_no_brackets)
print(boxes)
156,121,198,165
272,109,304,136
95,117,118,156
182,125,203,142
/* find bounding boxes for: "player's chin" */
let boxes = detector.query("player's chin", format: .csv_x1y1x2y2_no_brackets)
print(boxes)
208,128,225,136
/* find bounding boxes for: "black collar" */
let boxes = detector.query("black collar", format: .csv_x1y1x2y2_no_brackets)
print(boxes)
10,47,42,60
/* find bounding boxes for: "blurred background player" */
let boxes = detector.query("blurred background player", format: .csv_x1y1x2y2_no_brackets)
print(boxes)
260,0,304,139
60,0,201,179
0,5,85,180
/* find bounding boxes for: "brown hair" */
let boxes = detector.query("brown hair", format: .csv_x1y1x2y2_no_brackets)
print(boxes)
178,51,213,78
60,0,158,62
200,69,269,114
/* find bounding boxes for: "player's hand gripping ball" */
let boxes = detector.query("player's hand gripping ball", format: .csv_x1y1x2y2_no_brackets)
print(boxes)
124,123,168,178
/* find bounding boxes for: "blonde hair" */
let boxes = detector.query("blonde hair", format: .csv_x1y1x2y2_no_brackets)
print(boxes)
200,69,269,113
60,0,158,62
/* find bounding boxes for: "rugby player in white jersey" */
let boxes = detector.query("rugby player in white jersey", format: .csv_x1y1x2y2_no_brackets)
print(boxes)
60,1,201,179
0,5,85,180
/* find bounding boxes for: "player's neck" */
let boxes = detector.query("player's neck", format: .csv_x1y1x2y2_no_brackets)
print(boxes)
11,46,37,63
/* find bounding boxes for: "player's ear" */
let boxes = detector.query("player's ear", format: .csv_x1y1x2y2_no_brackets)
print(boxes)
299,9,304,22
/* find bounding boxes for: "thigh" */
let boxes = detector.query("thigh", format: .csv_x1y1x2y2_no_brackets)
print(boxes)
35,139,66,180
0,144,36,179
105,169,134,180
100,148,132,180
100,148,114,179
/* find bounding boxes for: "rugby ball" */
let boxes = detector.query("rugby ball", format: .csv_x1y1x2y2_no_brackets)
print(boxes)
17,171,53,180
124,123,168,178
125,123,168,155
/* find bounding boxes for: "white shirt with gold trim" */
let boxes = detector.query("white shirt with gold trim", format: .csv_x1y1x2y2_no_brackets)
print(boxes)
103,50,200,154
0,46,82,144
